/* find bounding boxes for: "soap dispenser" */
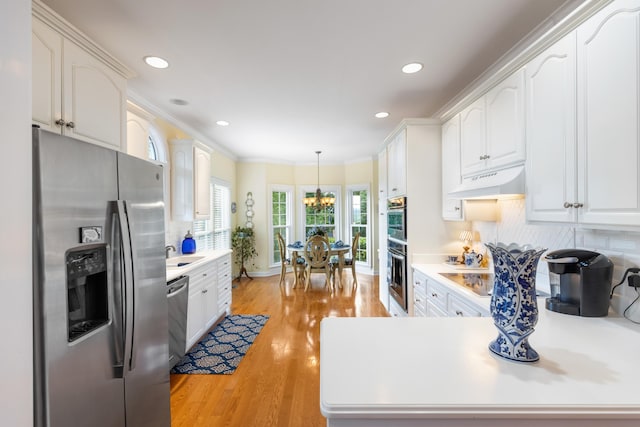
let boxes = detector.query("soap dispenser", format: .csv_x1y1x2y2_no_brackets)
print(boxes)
181,230,196,254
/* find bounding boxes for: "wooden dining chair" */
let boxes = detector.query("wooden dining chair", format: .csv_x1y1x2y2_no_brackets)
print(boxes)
331,232,360,289
303,234,332,292
276,233,306,288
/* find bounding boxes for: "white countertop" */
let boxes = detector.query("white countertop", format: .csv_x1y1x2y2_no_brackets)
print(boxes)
320,302,640,424
165,249,232,282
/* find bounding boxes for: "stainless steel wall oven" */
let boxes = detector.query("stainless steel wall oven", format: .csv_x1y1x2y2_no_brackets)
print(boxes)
387,238,407,311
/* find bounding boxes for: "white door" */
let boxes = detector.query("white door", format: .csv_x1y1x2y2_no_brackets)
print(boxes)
525,32,577,223
576,0,640,227
441,115,463,220
485,69,526,170
460,97,486,176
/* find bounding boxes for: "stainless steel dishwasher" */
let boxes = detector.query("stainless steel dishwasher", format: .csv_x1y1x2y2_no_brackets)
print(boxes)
167,275,189,369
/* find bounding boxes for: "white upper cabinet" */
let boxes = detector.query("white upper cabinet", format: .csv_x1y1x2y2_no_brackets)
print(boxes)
485,69,526,170
387,129,407,198
441,115,463,220
460,70,525,177
170,139,212,221
459,97,486,176
525,32,577,223
32,4,129,151
576,0,640,227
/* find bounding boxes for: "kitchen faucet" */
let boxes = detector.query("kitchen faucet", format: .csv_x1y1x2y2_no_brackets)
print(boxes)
165,245,176,259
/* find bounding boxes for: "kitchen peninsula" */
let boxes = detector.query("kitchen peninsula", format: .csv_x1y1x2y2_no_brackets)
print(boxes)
320,311,640,426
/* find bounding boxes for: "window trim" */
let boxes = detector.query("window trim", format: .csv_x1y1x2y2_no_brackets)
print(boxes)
268,185,294,268
346,184,371,268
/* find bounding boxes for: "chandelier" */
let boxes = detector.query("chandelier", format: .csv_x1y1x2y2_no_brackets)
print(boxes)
303,151,335,210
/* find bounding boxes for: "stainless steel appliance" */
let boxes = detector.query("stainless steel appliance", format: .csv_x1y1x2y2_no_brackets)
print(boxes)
167,275,189,368
387,196,407,242
544,249,613,317
32,128,171,427
388,239,407,311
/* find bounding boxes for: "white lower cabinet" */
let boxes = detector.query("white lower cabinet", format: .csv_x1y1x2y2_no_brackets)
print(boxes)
186,260,218,350
412,270,427,317
217,254,232,316
419,269,489,318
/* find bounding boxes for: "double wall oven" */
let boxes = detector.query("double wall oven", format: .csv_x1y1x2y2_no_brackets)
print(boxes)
387,197,407,312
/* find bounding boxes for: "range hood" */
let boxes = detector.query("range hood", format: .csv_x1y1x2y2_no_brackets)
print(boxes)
448,165,525,199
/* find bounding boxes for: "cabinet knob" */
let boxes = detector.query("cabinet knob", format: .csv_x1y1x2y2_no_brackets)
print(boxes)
454,206,460,211
415,298,421,303
55,119,66,126
202,289,208,293
563,202,572,208
65,121,75,129
431,293,438,298
485,154,490,159
203,273,207,277
573,202,584,208
392,187,398,192
455,310,463,316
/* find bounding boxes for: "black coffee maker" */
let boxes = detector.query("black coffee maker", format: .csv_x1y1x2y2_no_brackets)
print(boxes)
544,249,613,317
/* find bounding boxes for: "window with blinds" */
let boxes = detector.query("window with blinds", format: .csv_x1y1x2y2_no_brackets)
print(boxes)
193,179,231,251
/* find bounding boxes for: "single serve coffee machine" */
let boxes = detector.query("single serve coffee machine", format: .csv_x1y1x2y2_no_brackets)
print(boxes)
544,249,613,317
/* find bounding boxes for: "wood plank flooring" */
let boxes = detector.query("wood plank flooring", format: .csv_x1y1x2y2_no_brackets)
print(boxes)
170,272,389,427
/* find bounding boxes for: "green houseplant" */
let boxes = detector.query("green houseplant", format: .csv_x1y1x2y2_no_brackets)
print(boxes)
231,226,258,280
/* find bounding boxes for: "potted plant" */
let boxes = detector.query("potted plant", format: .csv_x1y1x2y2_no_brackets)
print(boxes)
231,226,258,280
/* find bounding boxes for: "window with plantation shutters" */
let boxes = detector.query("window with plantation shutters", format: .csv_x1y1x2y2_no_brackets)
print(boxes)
193,178,231,251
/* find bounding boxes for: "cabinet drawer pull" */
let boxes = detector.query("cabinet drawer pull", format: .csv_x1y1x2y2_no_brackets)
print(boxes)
431,293,438,298
202,289,208,293
563,202,572,208
573,202,584,208
455,310,463,316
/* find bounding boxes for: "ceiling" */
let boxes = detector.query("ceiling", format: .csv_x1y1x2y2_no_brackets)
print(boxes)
41,0,581,164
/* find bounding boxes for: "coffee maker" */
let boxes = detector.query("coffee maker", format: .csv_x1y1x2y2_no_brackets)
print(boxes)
544,249,613,317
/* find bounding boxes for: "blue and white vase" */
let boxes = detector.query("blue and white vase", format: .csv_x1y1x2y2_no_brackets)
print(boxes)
486,243,546,363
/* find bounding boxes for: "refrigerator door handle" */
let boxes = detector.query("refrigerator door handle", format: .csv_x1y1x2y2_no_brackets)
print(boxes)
115,200,137,371
107,202,125,378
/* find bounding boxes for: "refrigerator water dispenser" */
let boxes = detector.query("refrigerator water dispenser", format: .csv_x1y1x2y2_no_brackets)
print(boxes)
66,244,109,341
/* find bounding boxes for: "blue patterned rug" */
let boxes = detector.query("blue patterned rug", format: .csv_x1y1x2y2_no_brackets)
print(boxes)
171,314,269,375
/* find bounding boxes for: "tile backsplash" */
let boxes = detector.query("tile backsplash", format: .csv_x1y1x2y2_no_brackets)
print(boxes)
473,198,640,322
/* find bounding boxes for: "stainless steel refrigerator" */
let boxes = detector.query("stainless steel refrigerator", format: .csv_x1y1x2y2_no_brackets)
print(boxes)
32,128,171,427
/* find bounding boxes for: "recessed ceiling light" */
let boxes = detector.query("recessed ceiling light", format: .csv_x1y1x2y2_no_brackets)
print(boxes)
143,56,169,69
402,62,423,74
375,112,389,119
216,120,230,126
169,98,188,106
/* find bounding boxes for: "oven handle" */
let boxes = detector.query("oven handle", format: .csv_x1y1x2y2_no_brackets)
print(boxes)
387,236,407,246
388,249,406,260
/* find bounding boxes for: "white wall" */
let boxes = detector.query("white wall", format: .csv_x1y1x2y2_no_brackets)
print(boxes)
473,198,640,322
0,0,33,425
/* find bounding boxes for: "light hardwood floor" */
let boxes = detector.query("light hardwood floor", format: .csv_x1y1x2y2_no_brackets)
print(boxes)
170,272,389,427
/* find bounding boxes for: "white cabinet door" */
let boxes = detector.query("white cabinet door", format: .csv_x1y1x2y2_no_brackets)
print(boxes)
194,145,211,219
387,130,407,197
525,32,577,223
32,18,62,133
576,0,640,227
485,69,526,170
441,115,463,220
460,97,486,176
377,149,389,310
447,293,483,317
186,273,206,349
170,140,212,222
63,40,126,150
32,15,127,151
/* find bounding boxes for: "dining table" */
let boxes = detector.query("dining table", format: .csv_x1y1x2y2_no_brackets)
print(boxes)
286,241,351,289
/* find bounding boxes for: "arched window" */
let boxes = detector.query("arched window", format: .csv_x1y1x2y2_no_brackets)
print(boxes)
148,135,158,161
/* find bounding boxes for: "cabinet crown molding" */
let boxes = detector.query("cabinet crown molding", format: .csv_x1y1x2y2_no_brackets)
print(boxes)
32,0,136,79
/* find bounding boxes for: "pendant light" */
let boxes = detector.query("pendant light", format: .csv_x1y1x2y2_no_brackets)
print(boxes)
303,151,335,210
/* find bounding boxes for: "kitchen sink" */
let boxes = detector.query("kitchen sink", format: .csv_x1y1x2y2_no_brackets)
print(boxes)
166,255,206,268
